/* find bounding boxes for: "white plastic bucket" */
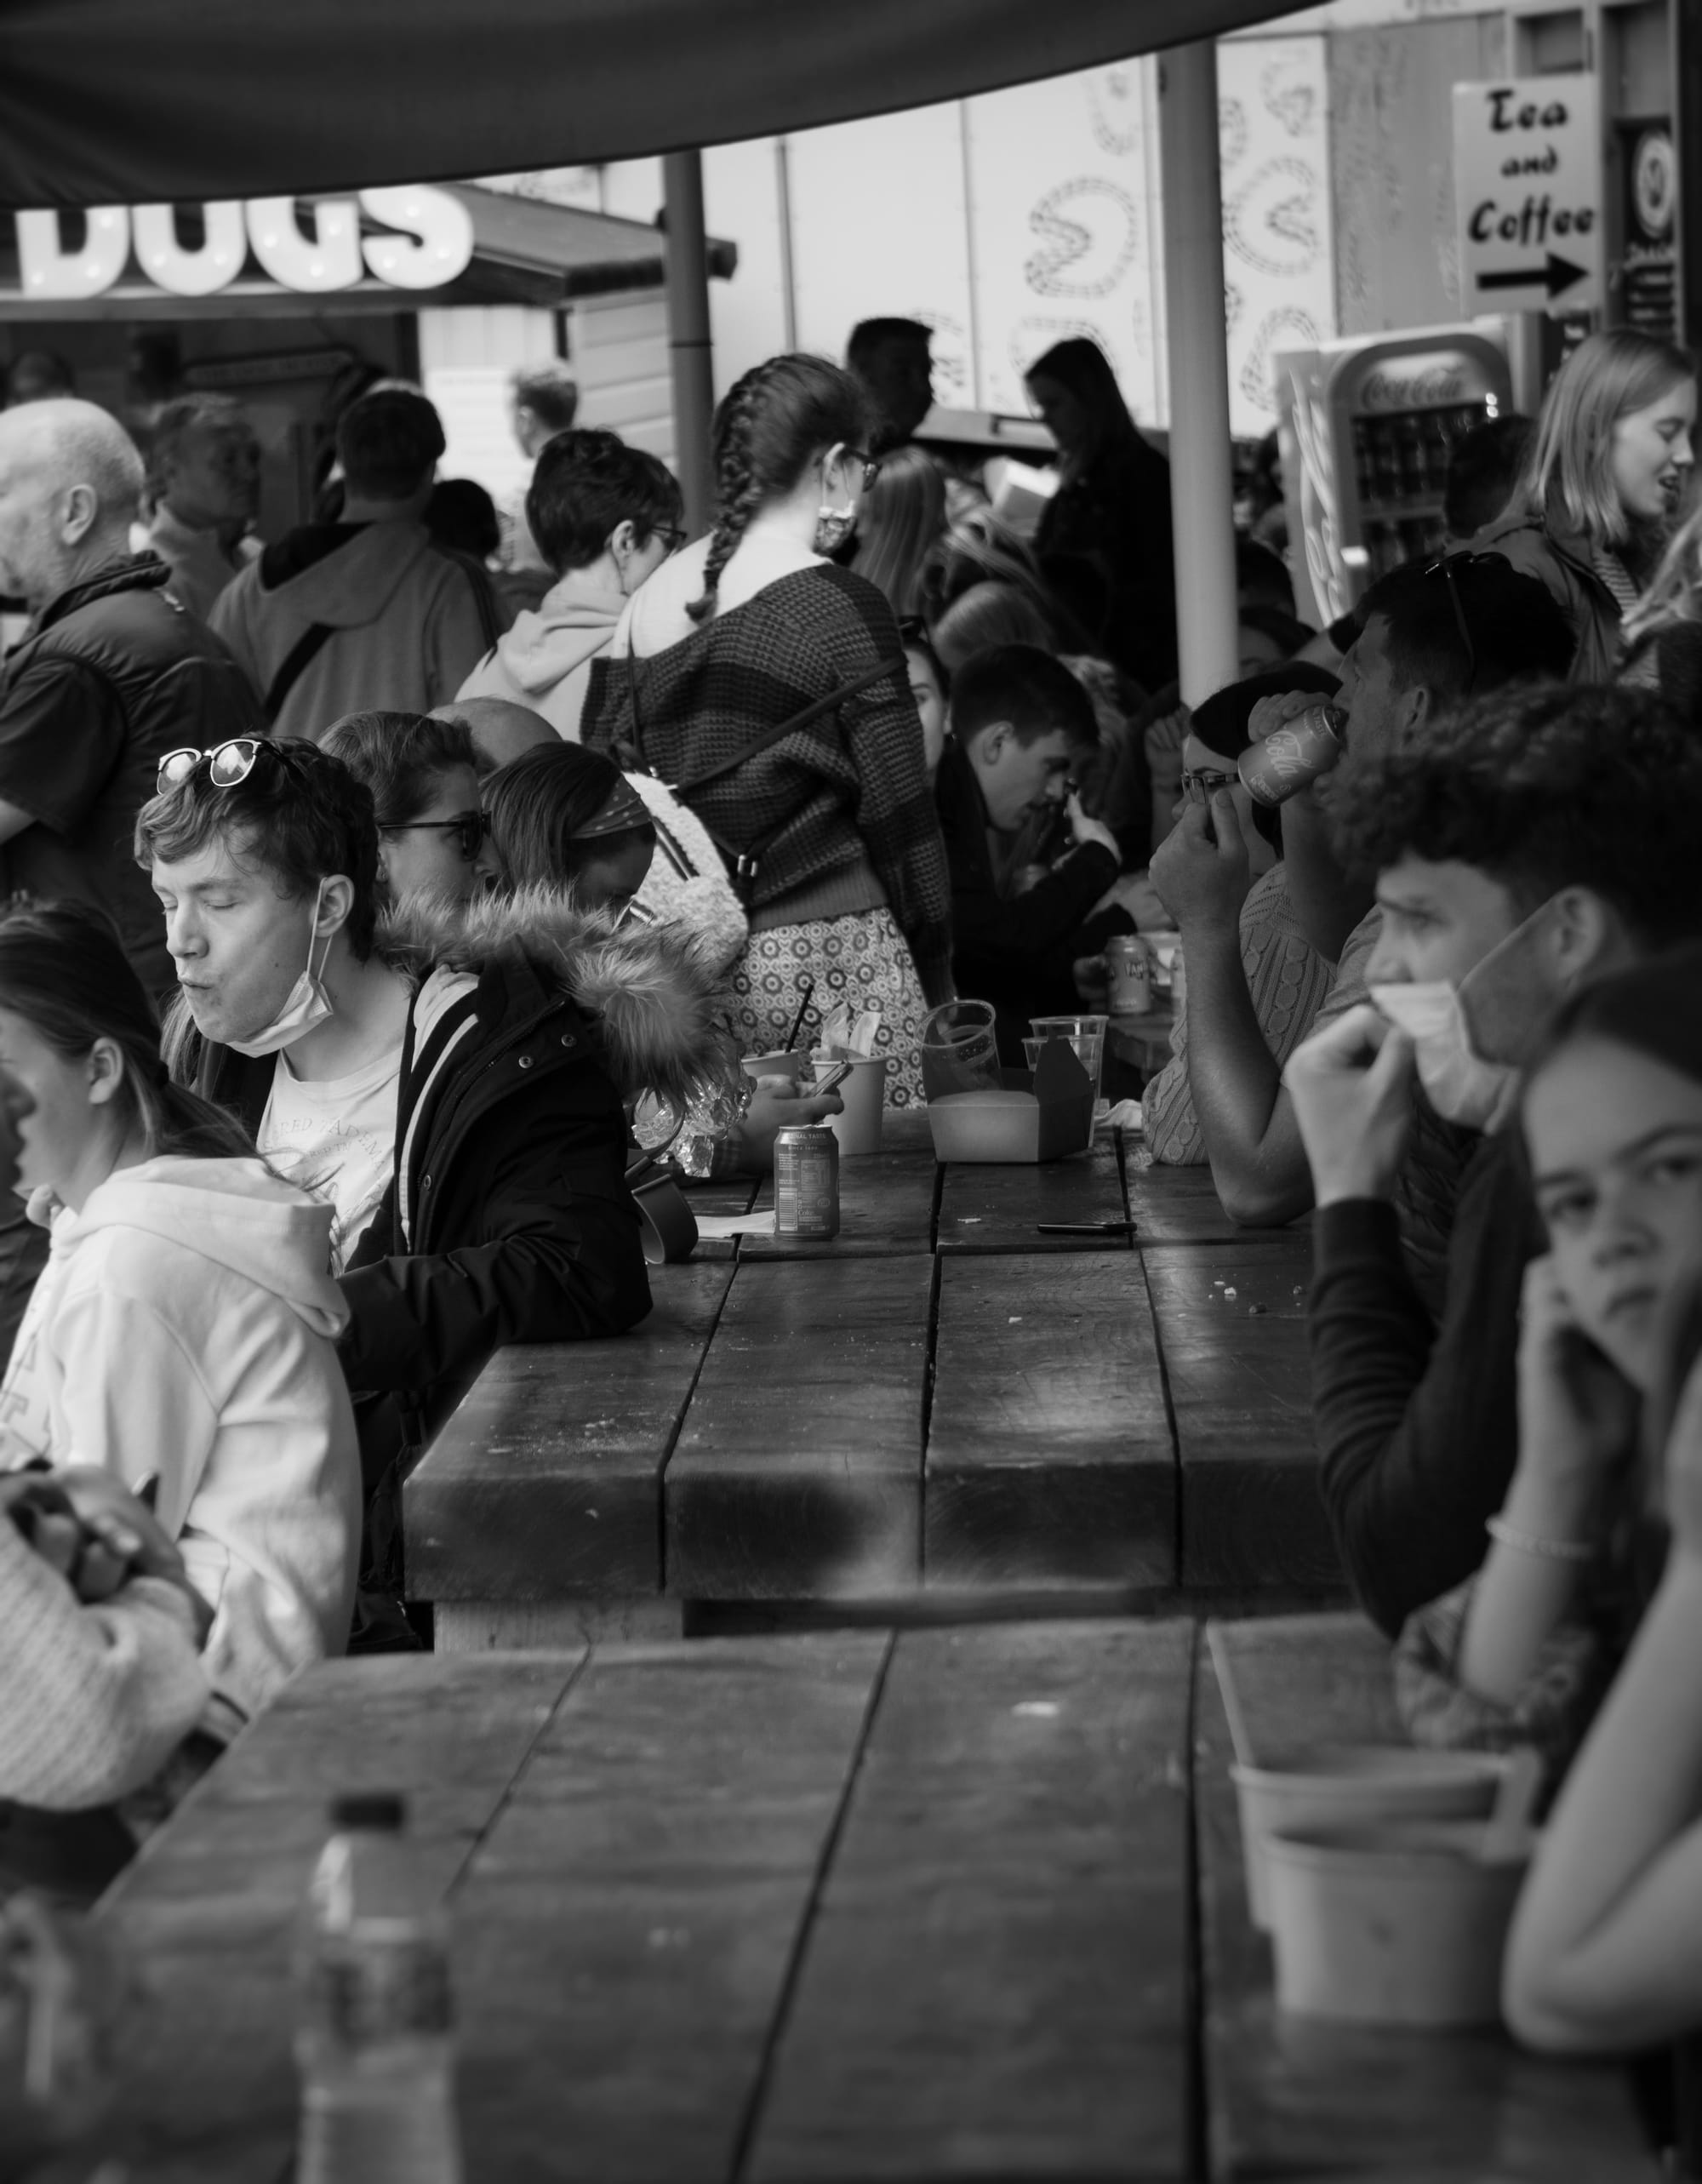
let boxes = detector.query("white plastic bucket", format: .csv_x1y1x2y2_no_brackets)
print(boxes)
1231,1745,1506,1930
1264,1818,1531,2027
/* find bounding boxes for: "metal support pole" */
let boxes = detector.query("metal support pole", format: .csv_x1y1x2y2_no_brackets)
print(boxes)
663,147,716,539
1158,43,1239,707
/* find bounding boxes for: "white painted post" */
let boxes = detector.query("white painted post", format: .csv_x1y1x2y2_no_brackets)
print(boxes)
1158,43,1239,707
662,147,717,537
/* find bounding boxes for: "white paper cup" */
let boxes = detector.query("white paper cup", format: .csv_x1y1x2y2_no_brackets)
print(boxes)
1264,1818,1531,2027
741,1049,808,1086
1231,1745,1506,1930
820,1054,887,1157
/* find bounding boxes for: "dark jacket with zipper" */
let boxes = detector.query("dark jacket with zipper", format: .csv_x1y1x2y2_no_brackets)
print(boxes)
1472,513,1623,683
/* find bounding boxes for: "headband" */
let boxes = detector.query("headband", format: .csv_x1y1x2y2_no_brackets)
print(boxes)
571,776,653,843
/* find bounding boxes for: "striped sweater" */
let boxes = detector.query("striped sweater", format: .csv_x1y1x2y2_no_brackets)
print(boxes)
582,548,953,1005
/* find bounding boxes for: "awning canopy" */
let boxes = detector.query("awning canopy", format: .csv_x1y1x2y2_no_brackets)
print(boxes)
0,0,1296,209
0,184,739,321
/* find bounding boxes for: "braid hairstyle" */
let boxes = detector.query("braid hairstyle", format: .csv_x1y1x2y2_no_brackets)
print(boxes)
687,353,873,624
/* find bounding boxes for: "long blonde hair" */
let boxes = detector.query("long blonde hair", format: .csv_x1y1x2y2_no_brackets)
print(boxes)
852,445,945,620
1518,329,1694,551
1621,500,1702,647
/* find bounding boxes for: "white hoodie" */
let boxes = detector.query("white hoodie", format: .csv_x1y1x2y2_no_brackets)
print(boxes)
0,1155,362,1733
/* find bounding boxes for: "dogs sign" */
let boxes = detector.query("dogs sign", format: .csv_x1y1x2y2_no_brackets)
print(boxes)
1452,75,1604,317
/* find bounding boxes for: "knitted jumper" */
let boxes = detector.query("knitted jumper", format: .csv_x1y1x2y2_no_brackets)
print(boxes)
582,557,953,1004
0,1513,207,1810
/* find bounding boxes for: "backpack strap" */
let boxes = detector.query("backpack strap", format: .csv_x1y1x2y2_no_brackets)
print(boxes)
664,653,907,797
263,622,336,726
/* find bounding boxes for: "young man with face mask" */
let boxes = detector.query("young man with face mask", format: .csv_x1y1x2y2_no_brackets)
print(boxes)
1152,555,1573,1299
931,644,1128,1056
1283,683,1702,1634
137,738,718,1522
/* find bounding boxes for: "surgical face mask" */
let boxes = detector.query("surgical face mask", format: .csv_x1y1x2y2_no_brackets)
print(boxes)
226,883,335,1058
1368,980,1522,1133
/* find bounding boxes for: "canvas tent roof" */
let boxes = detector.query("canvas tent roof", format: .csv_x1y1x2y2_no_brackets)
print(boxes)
0,0,1297,208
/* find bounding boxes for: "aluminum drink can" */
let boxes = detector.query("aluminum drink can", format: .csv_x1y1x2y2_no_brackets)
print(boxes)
1237,704,1346,807
774,1124,840,1239
1105,934,1152,1017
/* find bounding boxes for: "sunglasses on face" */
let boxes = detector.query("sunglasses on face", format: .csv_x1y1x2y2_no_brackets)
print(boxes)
379,810,488,862
156,737,306,798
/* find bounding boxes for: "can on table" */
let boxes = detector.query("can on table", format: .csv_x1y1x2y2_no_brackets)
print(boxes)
774,1124,840,1238
1105,934,1152,1017
1238,704,1345,807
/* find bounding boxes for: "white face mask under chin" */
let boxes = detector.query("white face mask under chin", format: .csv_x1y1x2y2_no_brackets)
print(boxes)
1368,980,1522,1134
226,884,335,1059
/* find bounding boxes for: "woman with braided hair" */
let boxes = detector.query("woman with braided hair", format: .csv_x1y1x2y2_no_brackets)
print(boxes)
581,354,952,1101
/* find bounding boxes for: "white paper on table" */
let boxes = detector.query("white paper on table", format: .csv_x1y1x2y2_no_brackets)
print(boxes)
1099,1099,1144,1133
692,1211,778,1240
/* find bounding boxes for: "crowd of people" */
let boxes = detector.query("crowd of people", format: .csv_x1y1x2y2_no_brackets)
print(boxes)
0,311,1701,2063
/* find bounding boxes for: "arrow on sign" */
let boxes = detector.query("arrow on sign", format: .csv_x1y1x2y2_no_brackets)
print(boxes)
1475,252,1591,300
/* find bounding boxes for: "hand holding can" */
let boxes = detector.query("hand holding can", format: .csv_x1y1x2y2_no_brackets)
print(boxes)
1238,703,1345,808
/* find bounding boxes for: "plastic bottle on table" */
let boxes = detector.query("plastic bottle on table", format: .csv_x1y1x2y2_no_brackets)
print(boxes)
295,1792,462,2184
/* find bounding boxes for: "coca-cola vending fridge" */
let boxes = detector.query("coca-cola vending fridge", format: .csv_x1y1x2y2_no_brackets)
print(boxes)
1274,323,1516,627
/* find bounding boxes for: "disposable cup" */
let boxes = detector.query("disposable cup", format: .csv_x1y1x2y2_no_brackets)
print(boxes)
1030,1015,1107,1096
818,1054,887,1156
1264,1817,1532,2027
1231,1745,1506,1930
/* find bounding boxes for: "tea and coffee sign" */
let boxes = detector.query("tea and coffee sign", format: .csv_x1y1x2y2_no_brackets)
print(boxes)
11,186,475,304
1452,75,1605,317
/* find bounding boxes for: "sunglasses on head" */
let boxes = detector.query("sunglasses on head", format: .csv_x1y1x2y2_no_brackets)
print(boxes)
156,737,306,798
1420,552,1479,695
378,810,488,862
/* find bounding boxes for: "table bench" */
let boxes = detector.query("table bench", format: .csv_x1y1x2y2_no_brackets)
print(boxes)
1197,1612,1654,2181
96,1621,1197,2184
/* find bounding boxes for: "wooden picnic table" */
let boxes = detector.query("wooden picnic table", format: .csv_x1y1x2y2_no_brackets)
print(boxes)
89,1612,1655,2182
406,1119,1331,1644
1198,1613,1653,2181
95,1621,1197,2184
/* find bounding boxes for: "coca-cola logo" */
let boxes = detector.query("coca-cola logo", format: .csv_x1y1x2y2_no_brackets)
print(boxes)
1359,359,1471,412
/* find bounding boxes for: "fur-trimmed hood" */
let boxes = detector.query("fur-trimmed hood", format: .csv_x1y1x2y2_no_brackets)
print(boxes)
377,883,724,1103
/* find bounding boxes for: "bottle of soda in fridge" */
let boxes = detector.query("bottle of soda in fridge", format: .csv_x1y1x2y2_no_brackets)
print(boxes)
295,1792,462,2184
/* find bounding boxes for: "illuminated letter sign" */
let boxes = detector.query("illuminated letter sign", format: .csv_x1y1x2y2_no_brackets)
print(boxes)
16,208,130,299
357,187,475,289
133,202,248,297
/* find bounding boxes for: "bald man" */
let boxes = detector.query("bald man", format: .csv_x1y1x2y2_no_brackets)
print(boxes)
429,695,556,774
0,399,260,997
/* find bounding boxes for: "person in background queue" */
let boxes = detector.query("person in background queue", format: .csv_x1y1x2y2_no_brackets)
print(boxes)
1476,331,1695,680
0,902,360,1763
1163,555,1573,1301
1443,413,1533,548
1025,337,1177,693
139,736,719,1604
3,352,75,409
1280,685,1702,1639
846,318,934,455
211,387,502,738
457,428,685,740
321,709,497,911
850,444,948,623
430,695,556,775
142,394,263,623
581,352,952,1105
500,362,581,600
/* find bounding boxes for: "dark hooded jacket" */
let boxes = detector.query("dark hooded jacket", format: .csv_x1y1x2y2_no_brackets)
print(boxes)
1472,513,1624,683
171,889,719,1436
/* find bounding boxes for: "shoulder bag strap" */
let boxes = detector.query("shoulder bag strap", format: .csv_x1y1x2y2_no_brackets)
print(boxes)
661,653,907,798
263,622,336,726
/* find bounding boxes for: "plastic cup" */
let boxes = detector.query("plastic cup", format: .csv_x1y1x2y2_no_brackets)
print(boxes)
1264,1817,1532,2027
817,1053,887,1157
1231,1745,1507,1930
1030,1014,1107,1095
920,999,1002,1101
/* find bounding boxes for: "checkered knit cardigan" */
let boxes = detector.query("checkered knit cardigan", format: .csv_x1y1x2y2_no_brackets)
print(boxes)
581,561,953,1006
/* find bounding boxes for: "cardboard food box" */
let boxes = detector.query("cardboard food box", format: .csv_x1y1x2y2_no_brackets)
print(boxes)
925,1039,1095,1163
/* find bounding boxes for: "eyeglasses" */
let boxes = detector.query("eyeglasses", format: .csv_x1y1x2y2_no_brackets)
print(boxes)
156,737,306,798
378,811,488,862
1421,552,1479,696
848,448,881,491
652,525,688,555
1182,768,1237,801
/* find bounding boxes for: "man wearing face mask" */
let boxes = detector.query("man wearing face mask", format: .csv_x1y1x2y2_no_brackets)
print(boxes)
137,738,722,1607
1283,683,1702,1635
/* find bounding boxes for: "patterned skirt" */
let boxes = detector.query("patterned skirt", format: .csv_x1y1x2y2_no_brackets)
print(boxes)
717,906,930,1106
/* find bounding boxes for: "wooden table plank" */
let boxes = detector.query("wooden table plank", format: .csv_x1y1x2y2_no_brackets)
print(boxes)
1197,1617,1656,2181
936,1131,1131,1255
1145,1238,1339,1591
749,1620,1196,2182
665,1258,934,1600
100,1655,582,2184
404,1263,734,1632
454,1634,887,2182
683,1175,762,1261
925,1254,1175,1592
1124,1154,1296,1246
744,1111,938,1260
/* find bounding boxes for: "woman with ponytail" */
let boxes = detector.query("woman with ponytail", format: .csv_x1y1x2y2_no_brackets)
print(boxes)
0,902,360,1751
581,353,952,1101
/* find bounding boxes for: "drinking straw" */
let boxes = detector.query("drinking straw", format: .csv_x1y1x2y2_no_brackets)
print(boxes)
1206,1621,1256,1768
784,976,816,1052
1479,1746,1543,1862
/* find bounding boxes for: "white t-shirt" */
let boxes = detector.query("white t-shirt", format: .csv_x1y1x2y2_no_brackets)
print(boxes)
259,1044,403,1272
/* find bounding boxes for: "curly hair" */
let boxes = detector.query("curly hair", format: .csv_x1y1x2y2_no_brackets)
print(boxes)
1331,683,1702,946
687,353,871,625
